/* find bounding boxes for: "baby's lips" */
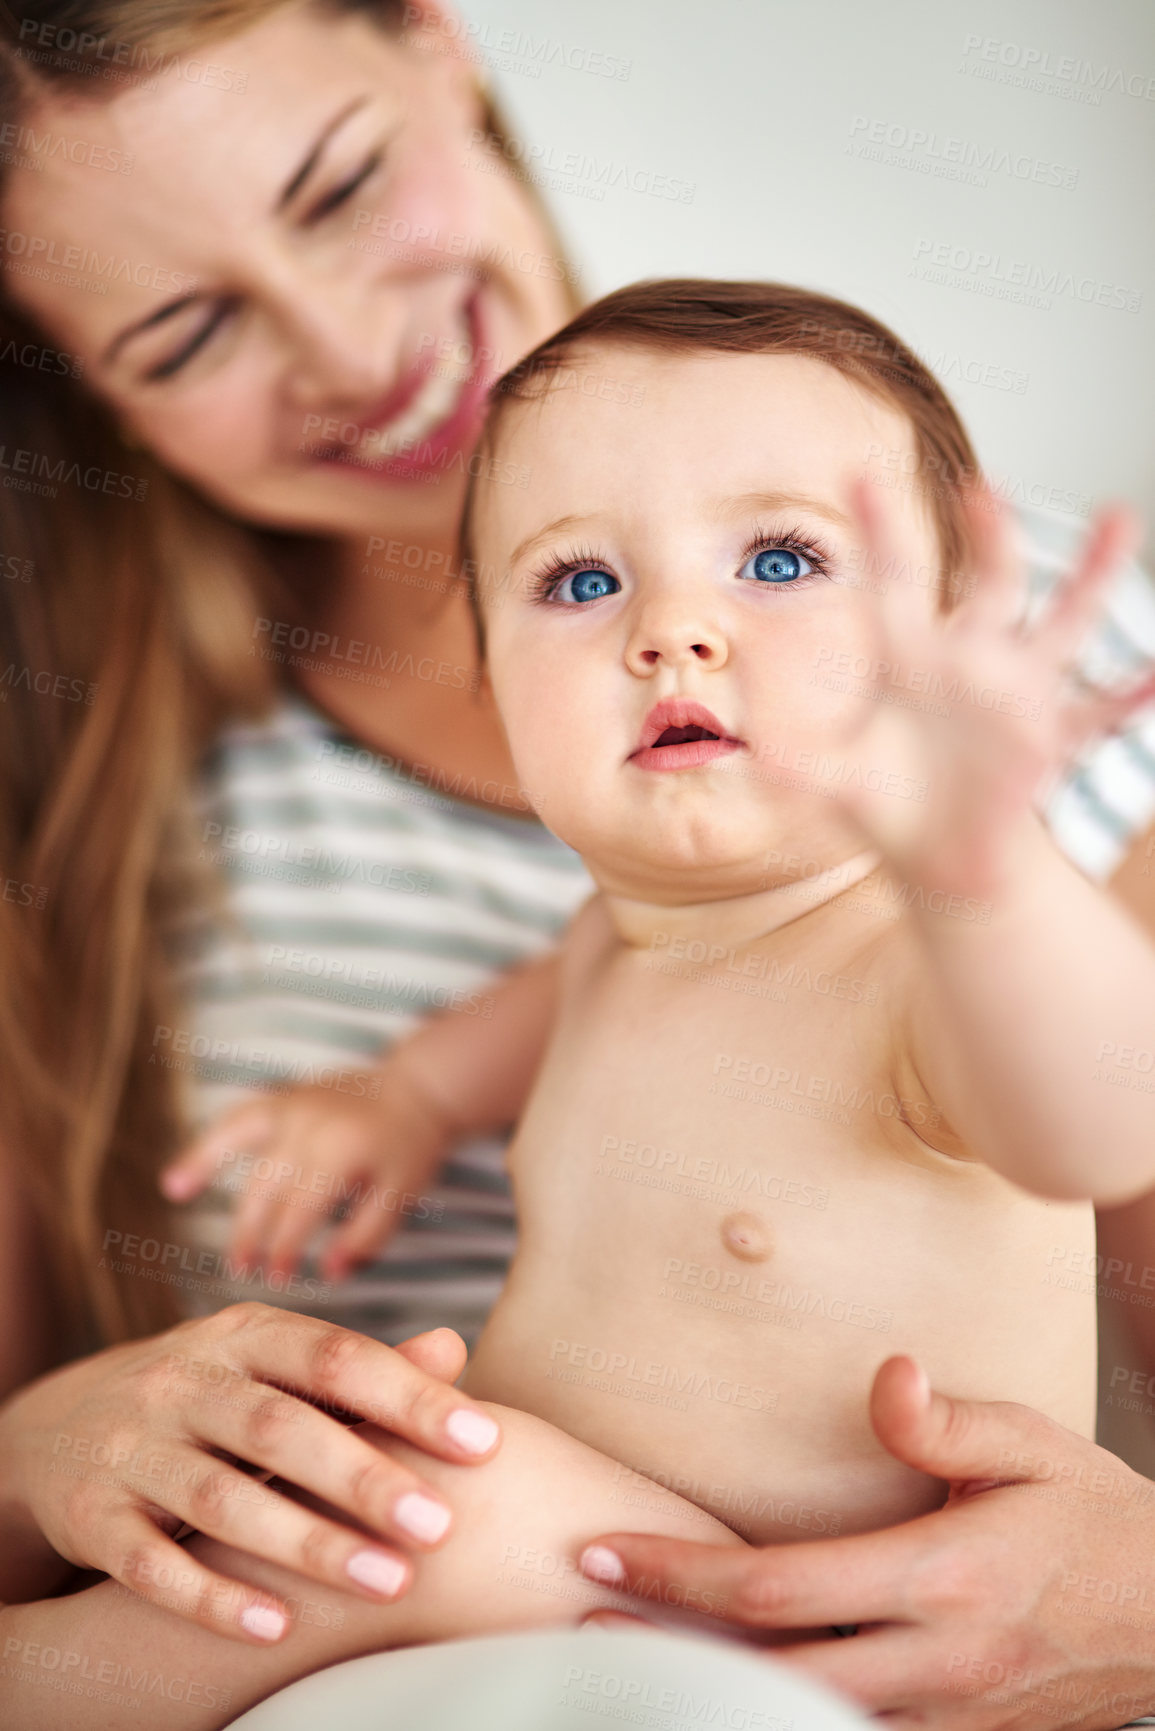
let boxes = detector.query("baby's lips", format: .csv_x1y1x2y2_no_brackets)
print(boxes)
632,697,734,754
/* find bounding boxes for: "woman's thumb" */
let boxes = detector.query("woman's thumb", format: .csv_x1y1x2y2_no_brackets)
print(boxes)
393,1327,469,1383
868,1355,1060,1488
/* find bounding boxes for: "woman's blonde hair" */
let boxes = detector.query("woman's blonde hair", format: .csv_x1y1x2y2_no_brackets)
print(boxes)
0,0,575,1352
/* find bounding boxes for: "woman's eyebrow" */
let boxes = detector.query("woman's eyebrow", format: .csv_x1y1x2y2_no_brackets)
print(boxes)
102,97,373,368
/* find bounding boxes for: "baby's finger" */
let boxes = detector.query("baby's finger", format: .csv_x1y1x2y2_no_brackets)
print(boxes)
322,1189,397,1282
161,1098,278,1202
228,1184,281,1271
847,473,896,607
958,486,1022,633
842,478,902,689
1063,671,1155,754
263,1180,336,1279
1035,504,1143,667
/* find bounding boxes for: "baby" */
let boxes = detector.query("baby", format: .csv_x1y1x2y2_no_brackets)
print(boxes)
31,281,1155,1727
451,276,1154,1541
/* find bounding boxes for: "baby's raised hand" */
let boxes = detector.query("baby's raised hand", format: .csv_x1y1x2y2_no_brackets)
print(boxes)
160,1060,453,1284
824,482,1151,898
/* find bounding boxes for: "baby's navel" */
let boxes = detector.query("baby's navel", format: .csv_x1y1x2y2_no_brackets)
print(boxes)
720,1212,772,1262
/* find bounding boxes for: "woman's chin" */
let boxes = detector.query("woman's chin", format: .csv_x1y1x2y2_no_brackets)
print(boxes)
203,465,468,539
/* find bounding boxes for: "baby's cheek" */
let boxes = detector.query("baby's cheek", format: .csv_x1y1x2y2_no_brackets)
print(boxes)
787,608,878,715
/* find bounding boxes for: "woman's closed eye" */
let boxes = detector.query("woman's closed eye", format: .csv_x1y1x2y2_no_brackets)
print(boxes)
302,148,384,225
144,301,238,383
141,147,387,381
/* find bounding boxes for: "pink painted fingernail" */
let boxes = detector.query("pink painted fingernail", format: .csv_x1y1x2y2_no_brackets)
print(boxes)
160,1169,195,1200
581,1545,625,1585
241,1604,288,1641
445,1408,499,1456
394,1491,451,1544
346,1549,408,1598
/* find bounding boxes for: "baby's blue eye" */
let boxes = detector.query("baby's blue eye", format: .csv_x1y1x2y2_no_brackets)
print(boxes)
554,567,620,604
739,545,814,584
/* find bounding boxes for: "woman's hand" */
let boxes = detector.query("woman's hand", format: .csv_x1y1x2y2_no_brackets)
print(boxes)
0,1310,500,1642
581,1357,1155,1729
160,1058,453,1282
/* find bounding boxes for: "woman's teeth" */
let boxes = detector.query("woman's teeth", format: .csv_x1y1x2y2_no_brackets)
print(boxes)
376,359,462,451
359,310,475,457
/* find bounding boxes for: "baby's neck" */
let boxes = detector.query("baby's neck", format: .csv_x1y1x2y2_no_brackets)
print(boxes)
602,849,881,953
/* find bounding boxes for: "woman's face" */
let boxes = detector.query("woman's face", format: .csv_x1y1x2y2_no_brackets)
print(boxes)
1,2,572,541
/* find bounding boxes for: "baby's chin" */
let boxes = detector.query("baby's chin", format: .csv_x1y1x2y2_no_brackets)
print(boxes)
531,773,846,886
578,839,780,905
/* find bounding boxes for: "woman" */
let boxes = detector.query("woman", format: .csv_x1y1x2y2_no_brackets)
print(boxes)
0,0,593,1633
1,1,1154,1725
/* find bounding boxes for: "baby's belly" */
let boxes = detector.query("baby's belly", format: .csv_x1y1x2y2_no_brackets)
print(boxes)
464,1177,1097,1544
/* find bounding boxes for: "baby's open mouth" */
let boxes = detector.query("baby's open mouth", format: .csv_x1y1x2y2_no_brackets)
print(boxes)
652,724,720,747
629,700,742,771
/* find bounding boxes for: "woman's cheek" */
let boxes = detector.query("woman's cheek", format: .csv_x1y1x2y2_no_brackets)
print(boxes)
370,89,492,265
135,374,275,496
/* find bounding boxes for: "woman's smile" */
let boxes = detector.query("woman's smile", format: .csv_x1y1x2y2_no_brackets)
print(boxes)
308,287,496,485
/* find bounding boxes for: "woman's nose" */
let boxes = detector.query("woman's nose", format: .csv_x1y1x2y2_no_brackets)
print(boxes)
280,277,403,411
624,591,729,674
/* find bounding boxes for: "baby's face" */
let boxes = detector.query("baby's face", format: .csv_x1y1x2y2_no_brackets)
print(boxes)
475,345,941,901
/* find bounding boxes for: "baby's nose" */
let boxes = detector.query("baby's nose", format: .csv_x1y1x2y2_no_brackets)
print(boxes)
626,602,728,671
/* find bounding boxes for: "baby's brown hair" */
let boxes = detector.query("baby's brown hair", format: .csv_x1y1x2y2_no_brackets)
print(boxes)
460,278,981,657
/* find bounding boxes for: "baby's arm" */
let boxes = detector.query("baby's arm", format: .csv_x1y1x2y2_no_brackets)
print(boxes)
0,1404,742,1731
838,488,1155,1204
903,814,1155,1202
161,935,574,1277
388,943,566,1136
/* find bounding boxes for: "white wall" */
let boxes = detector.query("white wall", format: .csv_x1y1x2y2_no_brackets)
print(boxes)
457,0,1155,544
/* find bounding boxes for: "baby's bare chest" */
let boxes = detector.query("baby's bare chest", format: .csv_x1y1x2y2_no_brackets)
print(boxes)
481,942,1097,1480
507,944,951,1246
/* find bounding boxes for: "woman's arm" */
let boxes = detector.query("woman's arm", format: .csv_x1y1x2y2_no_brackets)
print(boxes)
1090,822,1155,1380
582,1358,1155,1730
0,1135,86,1601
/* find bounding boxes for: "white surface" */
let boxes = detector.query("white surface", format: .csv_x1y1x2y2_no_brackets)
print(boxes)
225,1625,869,1729
457,0,1155,546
